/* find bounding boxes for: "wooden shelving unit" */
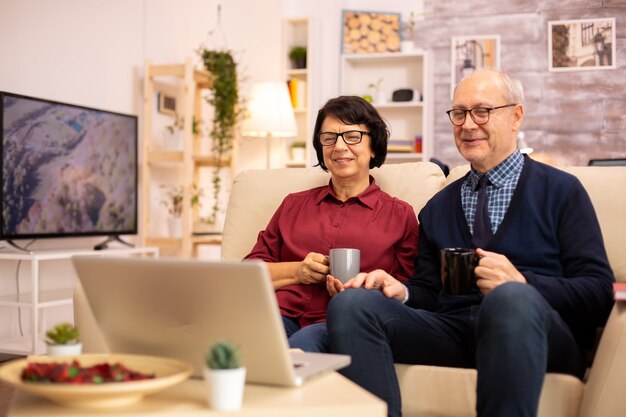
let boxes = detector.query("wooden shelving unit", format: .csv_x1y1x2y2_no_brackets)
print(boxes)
141,58,233,258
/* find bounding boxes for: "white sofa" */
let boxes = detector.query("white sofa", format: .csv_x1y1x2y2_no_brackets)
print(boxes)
219,161,626,417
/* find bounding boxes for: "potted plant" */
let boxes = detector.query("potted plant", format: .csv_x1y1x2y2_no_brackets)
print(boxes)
164,114,203,150
198,48,241,226
160,184,203,237
288,46,307,69
46,322,82,356
203,341,246,411
368,78,385,104
290,141,306,162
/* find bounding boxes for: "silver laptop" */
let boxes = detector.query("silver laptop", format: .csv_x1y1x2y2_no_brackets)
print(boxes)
71,256,350,387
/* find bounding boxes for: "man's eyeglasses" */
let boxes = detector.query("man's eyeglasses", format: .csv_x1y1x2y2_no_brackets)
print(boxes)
319,130,368,146
446,104,518,126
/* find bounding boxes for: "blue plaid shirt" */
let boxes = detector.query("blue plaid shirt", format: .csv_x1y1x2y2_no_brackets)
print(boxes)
462,150,524,235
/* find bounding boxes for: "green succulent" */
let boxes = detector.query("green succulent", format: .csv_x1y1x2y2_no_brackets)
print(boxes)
206,341,241,369
46,322,79,345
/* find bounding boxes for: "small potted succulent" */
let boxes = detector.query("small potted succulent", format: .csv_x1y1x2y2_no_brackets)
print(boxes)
288,46,307,69
202,341,246,411
46,322,82,356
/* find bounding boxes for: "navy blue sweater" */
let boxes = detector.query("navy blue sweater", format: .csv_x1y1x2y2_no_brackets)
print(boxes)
407,157,614,348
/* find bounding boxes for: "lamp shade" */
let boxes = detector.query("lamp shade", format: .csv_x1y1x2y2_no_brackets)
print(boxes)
240,81,297,138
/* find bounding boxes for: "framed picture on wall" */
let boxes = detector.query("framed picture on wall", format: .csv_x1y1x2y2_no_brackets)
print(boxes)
548,18,616,72
341,10,401,54
450,35,501,98
157,92,177,116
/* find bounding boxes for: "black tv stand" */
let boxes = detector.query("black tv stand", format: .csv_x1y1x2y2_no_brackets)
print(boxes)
93,235,135,251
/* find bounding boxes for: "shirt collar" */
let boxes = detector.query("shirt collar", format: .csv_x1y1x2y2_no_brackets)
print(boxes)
467,150,524,189
316,175,380,209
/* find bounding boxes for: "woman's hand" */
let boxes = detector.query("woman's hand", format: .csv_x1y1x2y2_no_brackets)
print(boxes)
326,275,345,296
295,252,330,285
344,269,407,301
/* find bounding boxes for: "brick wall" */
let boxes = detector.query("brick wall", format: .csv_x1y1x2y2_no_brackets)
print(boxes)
415,0,626,167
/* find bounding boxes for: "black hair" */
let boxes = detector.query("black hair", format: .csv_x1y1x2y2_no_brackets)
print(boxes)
312,96,388,171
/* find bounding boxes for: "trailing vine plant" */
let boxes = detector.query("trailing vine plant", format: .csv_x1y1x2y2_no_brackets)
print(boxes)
198,49,240,224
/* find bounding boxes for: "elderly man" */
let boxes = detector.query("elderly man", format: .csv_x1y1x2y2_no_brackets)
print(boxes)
326,69,614,417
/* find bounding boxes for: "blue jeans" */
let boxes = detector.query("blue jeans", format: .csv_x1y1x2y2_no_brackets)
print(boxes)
327,283,585,417
282,316,329,353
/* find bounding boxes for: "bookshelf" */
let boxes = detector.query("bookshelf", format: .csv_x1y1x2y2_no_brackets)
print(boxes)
283,18,311,168
339,51,433,163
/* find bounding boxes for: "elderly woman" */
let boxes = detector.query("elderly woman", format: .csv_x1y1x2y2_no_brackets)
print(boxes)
244,95,418,352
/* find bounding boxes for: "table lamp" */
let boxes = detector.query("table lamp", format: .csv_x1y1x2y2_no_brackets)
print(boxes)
240,81,298,168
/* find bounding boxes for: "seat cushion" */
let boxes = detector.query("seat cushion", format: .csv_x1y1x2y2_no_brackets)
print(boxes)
396,364,583,417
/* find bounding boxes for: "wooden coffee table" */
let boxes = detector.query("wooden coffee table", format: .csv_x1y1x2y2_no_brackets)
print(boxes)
7,371,386,416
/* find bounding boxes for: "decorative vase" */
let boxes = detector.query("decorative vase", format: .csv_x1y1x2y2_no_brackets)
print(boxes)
401,40,415,53
46,342,82,357
202,367,246,411
168,217,183,238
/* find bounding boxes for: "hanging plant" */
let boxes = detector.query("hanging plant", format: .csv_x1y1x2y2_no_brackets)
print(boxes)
198,49,240,224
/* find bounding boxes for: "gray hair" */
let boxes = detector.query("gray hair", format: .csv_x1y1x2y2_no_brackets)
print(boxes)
454,69,524,105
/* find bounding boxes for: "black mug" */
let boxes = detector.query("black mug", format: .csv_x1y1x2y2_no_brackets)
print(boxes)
440,248,480,295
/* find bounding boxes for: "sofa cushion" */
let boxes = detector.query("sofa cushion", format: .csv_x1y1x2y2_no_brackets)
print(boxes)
221,161,446,261
396,364,583,417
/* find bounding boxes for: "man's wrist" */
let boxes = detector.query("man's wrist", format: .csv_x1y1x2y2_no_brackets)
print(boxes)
401,284,410,304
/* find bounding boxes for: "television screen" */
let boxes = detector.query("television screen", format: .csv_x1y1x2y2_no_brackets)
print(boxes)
0,91,138,240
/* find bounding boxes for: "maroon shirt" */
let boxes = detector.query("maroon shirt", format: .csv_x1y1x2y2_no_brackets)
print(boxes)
245,177,418,327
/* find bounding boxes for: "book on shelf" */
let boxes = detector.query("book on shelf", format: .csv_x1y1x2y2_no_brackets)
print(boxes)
287,78,306,110
614,282,626,301
387,137,414,153
387,146,414,153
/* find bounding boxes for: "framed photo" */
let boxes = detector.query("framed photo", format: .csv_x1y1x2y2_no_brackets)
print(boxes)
157,92,177,115
548,18,616,72
450,35,500,98
341,10,400,54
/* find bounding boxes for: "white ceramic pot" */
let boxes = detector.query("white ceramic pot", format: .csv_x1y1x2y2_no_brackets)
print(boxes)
168,217,183,238
401,40,415,53
46,342,82,357
203,367,246,411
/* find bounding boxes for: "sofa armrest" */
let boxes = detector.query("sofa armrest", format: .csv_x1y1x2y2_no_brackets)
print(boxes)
579,302,626,417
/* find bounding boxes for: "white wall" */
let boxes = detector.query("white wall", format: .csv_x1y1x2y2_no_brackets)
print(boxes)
0,0,282,343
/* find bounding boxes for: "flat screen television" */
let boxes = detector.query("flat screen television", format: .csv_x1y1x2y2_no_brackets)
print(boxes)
0,91,138,243
588,158,626,167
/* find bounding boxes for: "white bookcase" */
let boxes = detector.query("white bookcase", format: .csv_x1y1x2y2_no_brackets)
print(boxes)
283,18,311,168
339,51,433,163
0,246,158,355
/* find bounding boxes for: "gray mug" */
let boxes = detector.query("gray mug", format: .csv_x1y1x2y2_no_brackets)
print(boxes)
329,248,361,284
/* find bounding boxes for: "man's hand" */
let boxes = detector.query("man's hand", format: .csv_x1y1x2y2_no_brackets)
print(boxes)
295,252,330,285
344,269,407,301
474,248,526,295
